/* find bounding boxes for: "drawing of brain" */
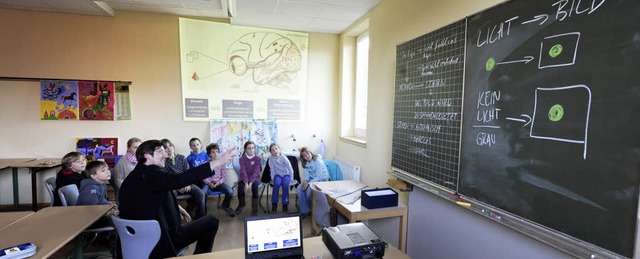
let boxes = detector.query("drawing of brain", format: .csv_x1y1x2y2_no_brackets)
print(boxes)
228,32,302,87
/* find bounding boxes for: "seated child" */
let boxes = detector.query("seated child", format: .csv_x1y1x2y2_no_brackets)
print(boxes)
54,151,88,206
186,137,210,168
236,141,262,215
202,143,235,217
77,160,119,250
77,160,119,216
268,143,293,213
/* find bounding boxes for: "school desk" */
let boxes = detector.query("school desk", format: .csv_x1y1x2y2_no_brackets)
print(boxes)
0,211,33,230
0,158,35,210
13,158,62,211
313,180,409,253
0,205,112,259
174,236,410,259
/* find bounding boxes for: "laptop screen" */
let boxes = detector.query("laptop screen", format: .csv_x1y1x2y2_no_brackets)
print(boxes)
244,213,304,258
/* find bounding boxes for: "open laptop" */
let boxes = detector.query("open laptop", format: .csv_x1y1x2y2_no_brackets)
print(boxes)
244,213,304,259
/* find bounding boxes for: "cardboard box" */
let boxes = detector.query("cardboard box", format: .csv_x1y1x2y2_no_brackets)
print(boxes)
361,188,398,209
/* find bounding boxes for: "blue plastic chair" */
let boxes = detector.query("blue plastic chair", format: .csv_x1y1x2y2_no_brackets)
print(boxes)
205,189,224,209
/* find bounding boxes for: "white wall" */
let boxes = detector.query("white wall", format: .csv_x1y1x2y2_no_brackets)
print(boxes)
0,9,339,205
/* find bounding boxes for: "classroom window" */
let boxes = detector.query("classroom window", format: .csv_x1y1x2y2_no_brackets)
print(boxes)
354,32,369,138
340,19,369,146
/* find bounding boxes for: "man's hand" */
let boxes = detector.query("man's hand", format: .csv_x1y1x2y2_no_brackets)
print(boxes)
302,181,309,191
209,147,237,171
182,185,192,193
107,207,120,216
208,182,217,189
178,205,192,223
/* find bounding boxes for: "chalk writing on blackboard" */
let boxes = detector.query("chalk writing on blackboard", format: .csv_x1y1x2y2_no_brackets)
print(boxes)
392,19,465,191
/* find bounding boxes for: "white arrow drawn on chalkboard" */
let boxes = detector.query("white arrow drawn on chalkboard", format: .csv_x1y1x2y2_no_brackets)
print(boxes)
496,56,534,66
521,14,549,25
505,114,532,127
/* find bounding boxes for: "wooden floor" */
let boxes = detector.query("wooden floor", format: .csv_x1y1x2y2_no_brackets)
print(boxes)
49,194,315,258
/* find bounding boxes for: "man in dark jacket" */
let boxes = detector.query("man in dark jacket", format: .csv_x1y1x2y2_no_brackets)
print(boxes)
119,139,235,258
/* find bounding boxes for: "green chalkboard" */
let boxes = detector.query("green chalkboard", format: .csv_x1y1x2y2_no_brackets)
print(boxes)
459,0,640,257
391,20,466,191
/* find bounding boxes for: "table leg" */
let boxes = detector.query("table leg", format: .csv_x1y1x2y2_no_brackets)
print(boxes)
12,167,20,208
399,210,408,253
30,168,38,211
75,235,85,259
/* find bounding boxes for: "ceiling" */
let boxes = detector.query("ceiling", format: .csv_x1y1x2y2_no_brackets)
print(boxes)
0,0,381,34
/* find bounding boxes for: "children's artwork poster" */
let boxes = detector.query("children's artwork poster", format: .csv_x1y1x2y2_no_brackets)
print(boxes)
76,137,118,164
40,80,79,120
210,119,278,166
40,80,122,120
79,81,115,120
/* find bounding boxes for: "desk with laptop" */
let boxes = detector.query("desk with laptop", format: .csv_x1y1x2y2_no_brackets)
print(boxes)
178,213,409,259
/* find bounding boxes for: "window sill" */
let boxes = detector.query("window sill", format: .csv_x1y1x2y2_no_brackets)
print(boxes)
340,136,367,148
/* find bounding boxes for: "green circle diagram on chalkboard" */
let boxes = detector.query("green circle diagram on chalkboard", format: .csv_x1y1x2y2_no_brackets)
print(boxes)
485,57,495,71
548,104,564,122
549,44,563,58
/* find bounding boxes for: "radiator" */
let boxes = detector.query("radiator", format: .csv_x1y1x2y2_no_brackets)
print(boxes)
333,155,361,181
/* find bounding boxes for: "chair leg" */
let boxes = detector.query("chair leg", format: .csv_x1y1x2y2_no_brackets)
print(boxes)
258,185,270,213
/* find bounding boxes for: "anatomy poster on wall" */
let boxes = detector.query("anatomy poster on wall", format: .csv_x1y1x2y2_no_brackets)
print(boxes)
180,18,308,121
40,80,79,120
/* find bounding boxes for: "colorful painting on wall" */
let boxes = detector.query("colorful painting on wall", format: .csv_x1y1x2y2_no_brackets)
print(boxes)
79,81,115,120
40,80,79,120
76,137,118,166
210,119,278,166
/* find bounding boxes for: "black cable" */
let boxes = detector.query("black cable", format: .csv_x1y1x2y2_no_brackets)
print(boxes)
330,185,368,207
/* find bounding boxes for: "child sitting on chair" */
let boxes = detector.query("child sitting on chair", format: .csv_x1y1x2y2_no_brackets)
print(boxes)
54,151,88,206
297,147,330,218
77,160,119,215
77,160,119,251
237,141,262,216
268,143,294,213
203,143,235,217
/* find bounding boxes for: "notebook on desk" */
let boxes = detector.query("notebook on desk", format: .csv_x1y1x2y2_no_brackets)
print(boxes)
244,213,304,259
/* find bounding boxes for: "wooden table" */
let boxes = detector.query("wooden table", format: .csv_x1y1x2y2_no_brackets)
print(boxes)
0,211,33,230
0,205,112,259
175,236,410,258
0,158,36,210
13,158,62,211
313,180,409,253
